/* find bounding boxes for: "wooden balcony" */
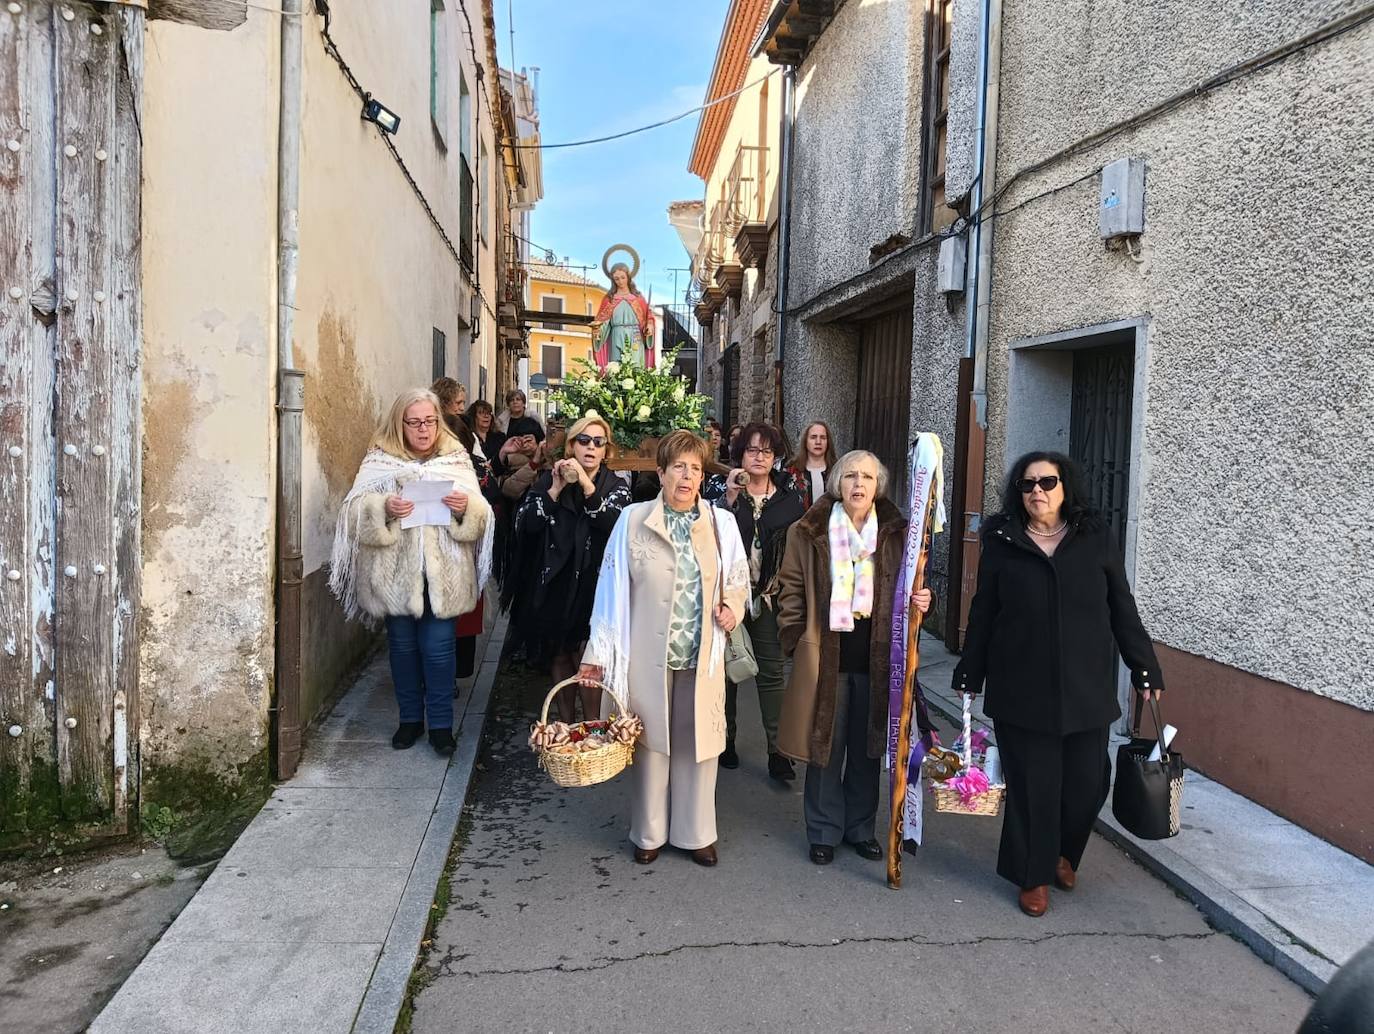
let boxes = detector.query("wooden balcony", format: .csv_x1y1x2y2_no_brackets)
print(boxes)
758,0,837,66
694,300,716,331
715,262,745,300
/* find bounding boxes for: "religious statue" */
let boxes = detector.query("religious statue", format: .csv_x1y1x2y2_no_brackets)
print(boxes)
591,243,656,371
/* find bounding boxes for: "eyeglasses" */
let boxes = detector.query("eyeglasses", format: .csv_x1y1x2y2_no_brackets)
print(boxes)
667,461,702,477
744,446,775,457
573,433,606,447
403,418,439,429
1016,475,1061,494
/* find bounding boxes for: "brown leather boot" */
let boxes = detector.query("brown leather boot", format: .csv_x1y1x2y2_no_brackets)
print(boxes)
1018,885,1049,917
633,846,660,864
1055,856,1077,891
691,843,718,867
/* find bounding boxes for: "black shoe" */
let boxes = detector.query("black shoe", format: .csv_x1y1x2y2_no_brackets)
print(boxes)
719,742,739,769
768,752,796,782
846,838,883,861
809,844,834,865
392,721,424,750
428,728,457,756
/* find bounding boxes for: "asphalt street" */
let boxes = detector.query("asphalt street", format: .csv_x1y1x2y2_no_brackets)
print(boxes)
410,663,1312,1033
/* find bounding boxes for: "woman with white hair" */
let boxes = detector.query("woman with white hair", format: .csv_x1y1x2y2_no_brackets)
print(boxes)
329,388,493,756
776,450,930,865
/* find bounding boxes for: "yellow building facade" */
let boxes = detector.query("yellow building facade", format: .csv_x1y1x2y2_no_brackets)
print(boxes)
524,260,606,418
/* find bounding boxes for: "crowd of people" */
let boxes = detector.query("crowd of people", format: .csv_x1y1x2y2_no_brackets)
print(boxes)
331,383,1163,916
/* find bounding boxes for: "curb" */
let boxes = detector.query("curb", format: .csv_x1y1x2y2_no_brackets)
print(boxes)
350,614,507,1034
919,683,1334,996
1093,811,1335,995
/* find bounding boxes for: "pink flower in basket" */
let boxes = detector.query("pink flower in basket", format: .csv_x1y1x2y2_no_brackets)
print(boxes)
949,766,990,805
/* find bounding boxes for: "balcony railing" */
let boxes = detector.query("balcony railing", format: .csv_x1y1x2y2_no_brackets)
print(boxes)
724,143,767,232
693,199,727,292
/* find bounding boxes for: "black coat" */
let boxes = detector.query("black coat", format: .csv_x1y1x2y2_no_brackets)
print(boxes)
503,465,631,655
952,512,1164,735
707,468,805,598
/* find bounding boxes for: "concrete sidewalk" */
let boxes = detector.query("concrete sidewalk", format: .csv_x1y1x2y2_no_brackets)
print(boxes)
915,631,1374,994
91,605,505,1034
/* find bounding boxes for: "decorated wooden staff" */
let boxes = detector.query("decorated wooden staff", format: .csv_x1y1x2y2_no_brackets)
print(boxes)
887,434,945,889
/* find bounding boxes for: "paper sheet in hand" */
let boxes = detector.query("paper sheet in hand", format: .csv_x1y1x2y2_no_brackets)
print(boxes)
400,479,454,529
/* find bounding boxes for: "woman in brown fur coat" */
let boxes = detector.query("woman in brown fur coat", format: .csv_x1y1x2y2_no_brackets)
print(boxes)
776,451,929,865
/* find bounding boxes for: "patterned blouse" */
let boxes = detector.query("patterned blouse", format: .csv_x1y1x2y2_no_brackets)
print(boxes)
662,504,704,670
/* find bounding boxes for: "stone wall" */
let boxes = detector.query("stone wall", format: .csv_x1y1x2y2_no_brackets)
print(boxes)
984,0,1374,710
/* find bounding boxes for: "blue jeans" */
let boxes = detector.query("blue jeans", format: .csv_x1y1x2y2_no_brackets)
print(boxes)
384,598,457,730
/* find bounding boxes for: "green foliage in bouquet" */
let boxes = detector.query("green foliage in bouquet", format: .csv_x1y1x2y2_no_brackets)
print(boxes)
551,345,712,451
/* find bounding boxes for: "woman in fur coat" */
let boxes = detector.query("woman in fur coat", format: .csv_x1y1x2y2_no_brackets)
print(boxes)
330,388,493,756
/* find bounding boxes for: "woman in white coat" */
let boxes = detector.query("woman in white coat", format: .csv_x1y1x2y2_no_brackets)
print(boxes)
330,388,492,756
579,430,749,866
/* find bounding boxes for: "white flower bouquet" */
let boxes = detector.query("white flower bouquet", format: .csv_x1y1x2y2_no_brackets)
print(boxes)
550,346,712,453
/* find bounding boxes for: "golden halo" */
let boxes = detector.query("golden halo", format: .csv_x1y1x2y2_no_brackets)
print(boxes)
601,243,641,280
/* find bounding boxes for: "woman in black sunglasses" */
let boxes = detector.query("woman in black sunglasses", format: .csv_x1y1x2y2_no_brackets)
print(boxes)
505,415,632,722
953,450,1164,918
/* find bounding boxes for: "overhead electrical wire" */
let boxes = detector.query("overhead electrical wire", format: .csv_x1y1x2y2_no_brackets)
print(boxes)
516,68,781,150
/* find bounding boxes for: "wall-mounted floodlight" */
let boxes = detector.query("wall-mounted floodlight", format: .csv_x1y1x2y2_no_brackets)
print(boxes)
362,95,401,135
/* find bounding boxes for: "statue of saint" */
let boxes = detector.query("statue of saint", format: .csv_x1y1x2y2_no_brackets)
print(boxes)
591,246,656,370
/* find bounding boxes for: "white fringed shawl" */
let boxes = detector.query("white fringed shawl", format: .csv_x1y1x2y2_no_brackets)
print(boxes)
587,499,749,704
328,443,493,623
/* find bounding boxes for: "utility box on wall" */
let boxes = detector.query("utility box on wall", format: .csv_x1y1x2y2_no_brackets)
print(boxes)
937,234,967,293
1099,157,1146,239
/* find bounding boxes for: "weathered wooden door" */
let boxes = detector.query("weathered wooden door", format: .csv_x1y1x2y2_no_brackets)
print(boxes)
853,301,914,502
1,0,143,845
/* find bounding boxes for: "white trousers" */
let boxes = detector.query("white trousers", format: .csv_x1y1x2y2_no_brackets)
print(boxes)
630,668,719,851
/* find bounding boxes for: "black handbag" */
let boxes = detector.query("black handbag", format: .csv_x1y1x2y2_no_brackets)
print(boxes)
1112,697,1184,840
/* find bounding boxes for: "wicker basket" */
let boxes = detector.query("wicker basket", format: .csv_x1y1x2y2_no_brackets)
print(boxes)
929,693,1006,817
535,677,638,788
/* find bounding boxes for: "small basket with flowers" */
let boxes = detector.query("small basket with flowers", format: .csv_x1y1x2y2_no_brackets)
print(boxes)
925,693,1006,816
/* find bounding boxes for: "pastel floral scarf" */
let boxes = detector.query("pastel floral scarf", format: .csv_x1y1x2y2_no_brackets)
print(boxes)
828,502,877,631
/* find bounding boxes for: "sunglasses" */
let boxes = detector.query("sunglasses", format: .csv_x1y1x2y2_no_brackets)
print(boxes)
1016,475,1061,493
573,433,606,448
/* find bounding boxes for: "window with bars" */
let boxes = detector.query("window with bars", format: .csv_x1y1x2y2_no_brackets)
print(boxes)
922,0,958,234
459,159,474,271
432,328,446,381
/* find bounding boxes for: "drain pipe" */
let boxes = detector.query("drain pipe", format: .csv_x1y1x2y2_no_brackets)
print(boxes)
955,0,1003,644
274,0,305,780
772,64,796,429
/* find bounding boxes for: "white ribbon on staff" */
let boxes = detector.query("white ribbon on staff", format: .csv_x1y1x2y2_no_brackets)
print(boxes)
890,433,945,845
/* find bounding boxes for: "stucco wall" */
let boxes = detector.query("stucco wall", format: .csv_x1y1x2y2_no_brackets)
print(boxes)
294,2,498,719
139,1,505,773
984,1,1374,708
788,0,923,306
140,14,279,773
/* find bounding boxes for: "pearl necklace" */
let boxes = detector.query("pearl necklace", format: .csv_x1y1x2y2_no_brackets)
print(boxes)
1026,521,1067,538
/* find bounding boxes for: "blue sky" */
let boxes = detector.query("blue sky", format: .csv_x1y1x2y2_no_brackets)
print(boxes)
494,0,731,309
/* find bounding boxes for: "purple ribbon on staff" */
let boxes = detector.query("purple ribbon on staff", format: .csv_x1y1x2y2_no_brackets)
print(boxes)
887,550,935,784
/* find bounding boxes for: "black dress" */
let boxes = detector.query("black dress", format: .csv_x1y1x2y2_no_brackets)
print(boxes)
505,465,631,667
